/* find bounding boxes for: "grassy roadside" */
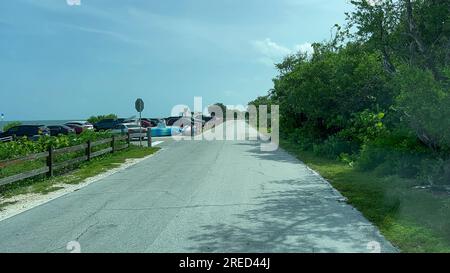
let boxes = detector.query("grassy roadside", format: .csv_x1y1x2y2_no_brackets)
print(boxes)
281,139,450,253
0,145,160,201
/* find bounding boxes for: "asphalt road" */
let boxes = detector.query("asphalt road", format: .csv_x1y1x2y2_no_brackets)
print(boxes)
0,121,396,253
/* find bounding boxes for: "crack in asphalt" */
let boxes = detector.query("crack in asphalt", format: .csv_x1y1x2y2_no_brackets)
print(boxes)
103,202,261,211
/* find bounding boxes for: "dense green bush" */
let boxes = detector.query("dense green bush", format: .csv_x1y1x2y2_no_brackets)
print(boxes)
313,135,359,160
393,66,450,152
0,131,112,161
87,114,117,124
338,110,387,145
286,128,319,151
419,158,450,186
356,131,432,179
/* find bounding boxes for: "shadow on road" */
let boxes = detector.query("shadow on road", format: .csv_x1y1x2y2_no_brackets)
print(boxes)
185,141,393,253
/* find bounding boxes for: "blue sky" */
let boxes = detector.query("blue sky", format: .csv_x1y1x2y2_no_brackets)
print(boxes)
0,0,352,120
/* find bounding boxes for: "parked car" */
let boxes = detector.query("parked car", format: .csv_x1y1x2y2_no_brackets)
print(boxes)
201,116,213,124
123,118,152,128
0,125,50,140
164,116,183,126
94,119,122,131
111,123,148,140
66,121,94,131
168,117,203,130
48,125,76,136
147,118,160,127
64,123,84,134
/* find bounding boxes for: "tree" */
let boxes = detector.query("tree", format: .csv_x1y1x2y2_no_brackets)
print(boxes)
347,0,449,81
208,103,227,119
87,114,118,124
2,121,22,132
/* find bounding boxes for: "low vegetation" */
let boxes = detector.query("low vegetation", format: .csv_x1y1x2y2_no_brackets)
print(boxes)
1,121,22,132
0,130,113,161
282,139,450,253
87,114,118,124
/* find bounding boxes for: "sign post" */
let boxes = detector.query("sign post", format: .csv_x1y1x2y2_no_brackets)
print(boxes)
135,98,145,147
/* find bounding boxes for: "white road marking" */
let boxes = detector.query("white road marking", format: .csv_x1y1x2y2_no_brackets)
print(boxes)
152,141,164,146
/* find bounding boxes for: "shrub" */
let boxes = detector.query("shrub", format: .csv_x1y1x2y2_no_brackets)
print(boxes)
313,135,359,159
393,66,450,152
286,128,318,151
87,114,117,124
1,121,22,132
355,128,438,179
338,110,387,145
0,131,113,161
419,158,450,186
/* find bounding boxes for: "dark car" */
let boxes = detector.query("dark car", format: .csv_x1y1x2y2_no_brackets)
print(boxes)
165,116,204,128
93,119,123,131
65,123,84,134
48,125,76,136
142,118,160,127
0,125,50,140
164,116,183,126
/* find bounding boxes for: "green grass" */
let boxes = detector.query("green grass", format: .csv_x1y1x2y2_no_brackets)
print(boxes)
0,146,160,199
281,139,450,253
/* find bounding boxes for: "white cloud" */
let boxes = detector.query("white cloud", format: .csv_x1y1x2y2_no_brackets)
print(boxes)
252,38,313,66
59,23,147,46
252,38,292,60
367,0,384,6
294,42,314,55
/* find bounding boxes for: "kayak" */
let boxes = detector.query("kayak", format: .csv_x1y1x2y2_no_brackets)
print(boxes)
151,127,182,137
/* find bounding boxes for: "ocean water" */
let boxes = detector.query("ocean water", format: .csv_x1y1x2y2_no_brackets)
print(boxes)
0,120,80,130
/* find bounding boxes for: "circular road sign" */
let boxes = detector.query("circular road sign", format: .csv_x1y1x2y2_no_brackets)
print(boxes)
135,98,145,113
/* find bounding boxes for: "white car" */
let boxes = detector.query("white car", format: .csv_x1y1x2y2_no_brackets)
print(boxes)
111,123,148,140
66,121,94,131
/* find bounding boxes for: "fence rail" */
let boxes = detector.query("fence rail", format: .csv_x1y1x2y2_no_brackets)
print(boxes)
0,134,131,187
0,136,13,143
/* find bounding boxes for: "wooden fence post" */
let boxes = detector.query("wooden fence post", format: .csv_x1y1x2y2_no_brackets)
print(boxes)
111,136,115,153
86,140,92,161
191,118,194,139
47,146,53,177
147,129,152,147
127,132,131,148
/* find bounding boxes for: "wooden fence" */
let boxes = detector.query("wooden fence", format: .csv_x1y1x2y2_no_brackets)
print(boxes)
0,134,130,187
0,136,13,143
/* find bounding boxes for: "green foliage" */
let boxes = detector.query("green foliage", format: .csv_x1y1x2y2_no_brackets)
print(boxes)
2,121,22,132
249,0,449,184
419,158,450,186
313,135,359,160
87,114,117,124
0,130,112,161
272,43,393,141
339,110,387,145
208,103,227,119
393,66,450,151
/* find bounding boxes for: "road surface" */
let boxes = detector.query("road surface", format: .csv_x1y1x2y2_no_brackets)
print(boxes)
0,121,396,253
